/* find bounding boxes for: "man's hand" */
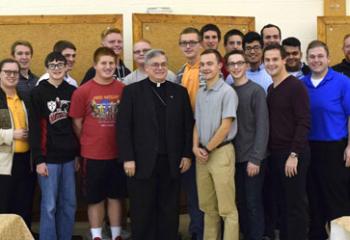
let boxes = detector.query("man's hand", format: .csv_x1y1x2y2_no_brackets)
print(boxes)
193,146,209,164
13,129,28,140
124,161,136,177
37,163,49,176
247,162,260,177
179,157,191,173
285,155,298,177
344,145,350,167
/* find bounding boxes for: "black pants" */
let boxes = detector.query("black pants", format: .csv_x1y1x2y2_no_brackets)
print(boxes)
263,156,280,239
270,150,309,240
308,140,350,240
127,155,180,240
0,152,36,228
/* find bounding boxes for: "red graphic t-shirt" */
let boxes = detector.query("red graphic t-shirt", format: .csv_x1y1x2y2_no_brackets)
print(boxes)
69,79,124,160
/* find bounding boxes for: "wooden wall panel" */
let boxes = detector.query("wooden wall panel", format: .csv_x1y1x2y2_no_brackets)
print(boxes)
0,15,122,83
318,16,350,65
324,0,346,16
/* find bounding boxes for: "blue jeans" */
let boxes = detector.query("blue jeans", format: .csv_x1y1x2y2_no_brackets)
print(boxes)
181,161,204,240
38,161,76,240
235,161,265,240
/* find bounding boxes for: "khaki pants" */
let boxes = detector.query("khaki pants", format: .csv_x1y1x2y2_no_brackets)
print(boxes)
196,143,239,240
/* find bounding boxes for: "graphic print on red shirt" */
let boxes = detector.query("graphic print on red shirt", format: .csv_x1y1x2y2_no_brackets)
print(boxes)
69,80,124,160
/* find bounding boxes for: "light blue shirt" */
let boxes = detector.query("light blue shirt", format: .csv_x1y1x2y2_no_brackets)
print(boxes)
226,64,273,93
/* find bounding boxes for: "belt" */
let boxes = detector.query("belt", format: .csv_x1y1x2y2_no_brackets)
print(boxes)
200,139,233,152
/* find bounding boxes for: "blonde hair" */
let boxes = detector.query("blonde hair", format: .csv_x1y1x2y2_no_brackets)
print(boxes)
101,27,122,40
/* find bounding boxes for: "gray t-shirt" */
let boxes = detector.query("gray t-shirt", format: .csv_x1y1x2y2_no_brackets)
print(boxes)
123,69,177,85
233,80,269,165
195,78,238,146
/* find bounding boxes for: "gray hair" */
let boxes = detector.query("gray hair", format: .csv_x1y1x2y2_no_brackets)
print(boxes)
144,49,167,65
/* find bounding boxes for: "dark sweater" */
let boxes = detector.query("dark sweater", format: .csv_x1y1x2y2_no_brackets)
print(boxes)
267,75,310,154
29,80,78,164
333,59,350,78
233,80,269,165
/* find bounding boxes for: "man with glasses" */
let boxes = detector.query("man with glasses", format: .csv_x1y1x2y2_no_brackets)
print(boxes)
282,37,310,79
177,27,204,240
226,32,272,92
81,27,130,85
123,39,176,85
333,34,350,77
30,52,79,240
117,49,193,240
37,40,78,87
226,50,268,240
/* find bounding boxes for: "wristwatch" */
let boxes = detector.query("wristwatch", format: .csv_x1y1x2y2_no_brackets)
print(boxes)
290,152,299,158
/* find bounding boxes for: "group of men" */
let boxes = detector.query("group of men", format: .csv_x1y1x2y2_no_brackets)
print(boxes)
0,22,350,240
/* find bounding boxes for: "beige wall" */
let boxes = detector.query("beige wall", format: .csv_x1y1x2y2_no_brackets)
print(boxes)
0,0,345,71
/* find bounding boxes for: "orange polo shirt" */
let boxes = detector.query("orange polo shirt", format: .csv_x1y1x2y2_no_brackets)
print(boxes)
181,61,200,111
7,94,29,153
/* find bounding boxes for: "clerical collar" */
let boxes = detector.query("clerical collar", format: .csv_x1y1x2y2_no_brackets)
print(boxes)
148,78,166,88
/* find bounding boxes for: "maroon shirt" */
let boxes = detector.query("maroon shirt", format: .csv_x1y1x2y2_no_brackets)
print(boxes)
267,75,310,154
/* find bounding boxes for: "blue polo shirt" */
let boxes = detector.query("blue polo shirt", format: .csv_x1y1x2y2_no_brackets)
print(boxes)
301,68,350,141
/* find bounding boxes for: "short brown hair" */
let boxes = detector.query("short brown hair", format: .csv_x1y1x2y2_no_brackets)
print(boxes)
343,34,350,45
200,49,222,63
101,27,122,40
224,50,247,64
179,27,200,41
306,40,329,56
53,40,76,53
93,47,117,64
11,40,33,56
263,44,287,59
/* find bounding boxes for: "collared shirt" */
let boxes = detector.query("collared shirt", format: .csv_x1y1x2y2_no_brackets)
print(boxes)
226,64,272,93
195,78,238,146
6,94,29,152
16,70,38,105
301,68,350,141
37,72,78,87
181,61,200,110
123,69,177,85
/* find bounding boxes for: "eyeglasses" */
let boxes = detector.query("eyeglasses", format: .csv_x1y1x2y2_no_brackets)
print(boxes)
179,41,199,47
227,61,246,68
47,63,65,70
245,45,261,52
149,62,167,69
2,70,19,77
133,49,151,55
